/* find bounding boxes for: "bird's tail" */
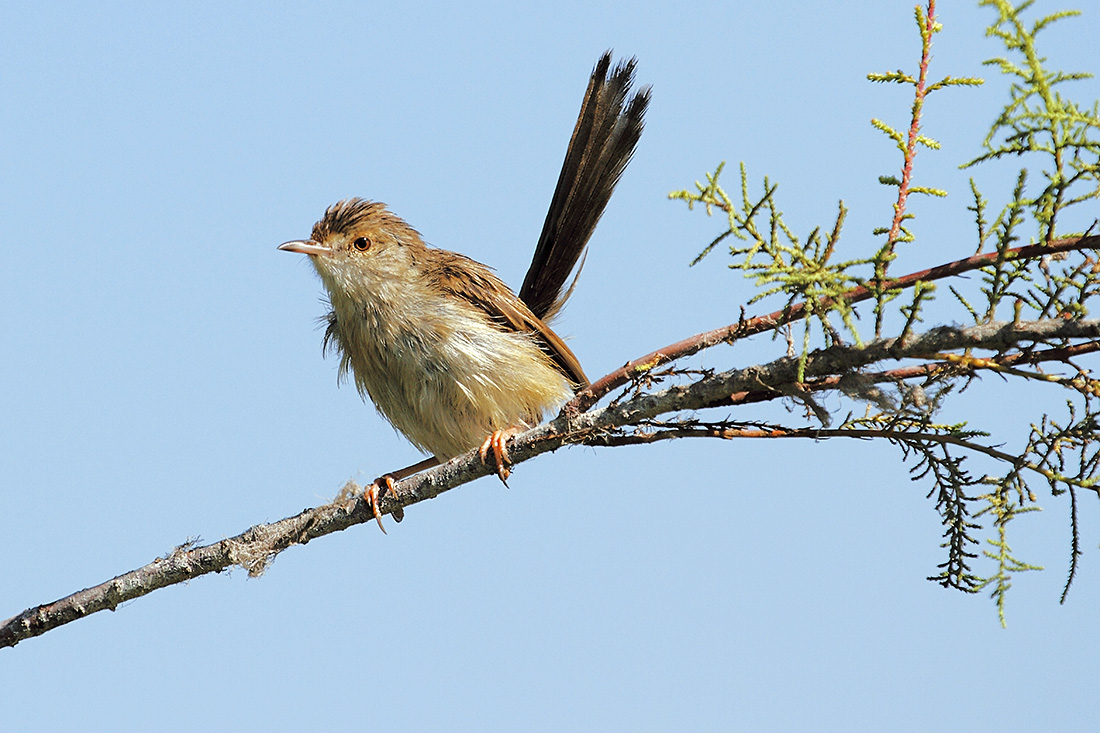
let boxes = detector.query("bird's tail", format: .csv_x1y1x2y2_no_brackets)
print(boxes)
519,52,650,322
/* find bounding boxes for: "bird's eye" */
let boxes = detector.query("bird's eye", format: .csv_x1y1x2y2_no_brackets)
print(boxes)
352,236,371,252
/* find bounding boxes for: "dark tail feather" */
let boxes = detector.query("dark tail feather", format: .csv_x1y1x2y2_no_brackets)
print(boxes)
519,51,650,321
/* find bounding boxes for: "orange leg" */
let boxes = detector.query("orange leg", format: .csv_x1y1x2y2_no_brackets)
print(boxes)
363,456,440,533
479,427,522,484
364,475,395,534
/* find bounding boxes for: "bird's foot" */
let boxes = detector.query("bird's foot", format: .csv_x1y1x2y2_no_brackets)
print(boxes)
365,475,396,534
359,457,435,533
479,427,522,485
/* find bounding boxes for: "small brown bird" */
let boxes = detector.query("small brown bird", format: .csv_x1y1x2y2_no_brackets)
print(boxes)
280,53,649,530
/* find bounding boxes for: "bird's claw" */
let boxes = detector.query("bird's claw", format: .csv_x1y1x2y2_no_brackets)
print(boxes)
365,475,396,534
479,429,513,485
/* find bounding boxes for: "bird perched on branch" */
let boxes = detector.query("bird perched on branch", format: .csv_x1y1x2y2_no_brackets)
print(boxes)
280,52,649,530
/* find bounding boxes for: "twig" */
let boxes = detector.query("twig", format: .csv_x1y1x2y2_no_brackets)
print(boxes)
573,234,1100,411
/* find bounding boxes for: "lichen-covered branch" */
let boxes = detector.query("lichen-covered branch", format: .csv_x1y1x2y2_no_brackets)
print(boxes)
574,233,1100,412
7,316,1096,647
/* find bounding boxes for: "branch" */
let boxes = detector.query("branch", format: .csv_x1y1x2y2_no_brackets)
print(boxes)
581,319,1100,432
574,234,1100,410
590,424,1097,495
882,0,937,256
4,317,1098,647
718,339,1100,409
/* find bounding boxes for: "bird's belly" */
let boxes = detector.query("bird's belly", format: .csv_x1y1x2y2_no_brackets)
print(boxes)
342,310,573,460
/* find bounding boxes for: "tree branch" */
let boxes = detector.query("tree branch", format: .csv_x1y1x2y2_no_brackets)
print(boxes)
716,339,1100,409
589,424,1098,495
573,233,1100,411
4,317,1098,648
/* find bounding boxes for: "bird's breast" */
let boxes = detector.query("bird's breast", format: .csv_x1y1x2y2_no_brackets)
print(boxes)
326,279,573,460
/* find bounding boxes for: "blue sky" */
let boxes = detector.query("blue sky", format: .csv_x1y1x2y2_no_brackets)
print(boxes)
3,1,1099,730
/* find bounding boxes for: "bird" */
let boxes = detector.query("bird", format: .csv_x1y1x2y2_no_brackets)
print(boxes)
279,52,649,530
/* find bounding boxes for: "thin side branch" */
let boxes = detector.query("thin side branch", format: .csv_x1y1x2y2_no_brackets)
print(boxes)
574,234,1100,410
589,425,1090,494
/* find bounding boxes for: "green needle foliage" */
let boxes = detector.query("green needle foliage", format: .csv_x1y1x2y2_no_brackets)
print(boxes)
668,0,1100,625
968,0,1100,245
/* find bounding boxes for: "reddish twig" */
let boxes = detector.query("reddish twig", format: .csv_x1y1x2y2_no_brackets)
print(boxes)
883,0,937,256
571,234,1100,412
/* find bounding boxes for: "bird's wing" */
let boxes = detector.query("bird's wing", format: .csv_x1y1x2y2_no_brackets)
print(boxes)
427,250,589,388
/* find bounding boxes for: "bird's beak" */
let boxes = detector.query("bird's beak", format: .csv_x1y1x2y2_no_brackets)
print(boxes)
278,240,331,256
